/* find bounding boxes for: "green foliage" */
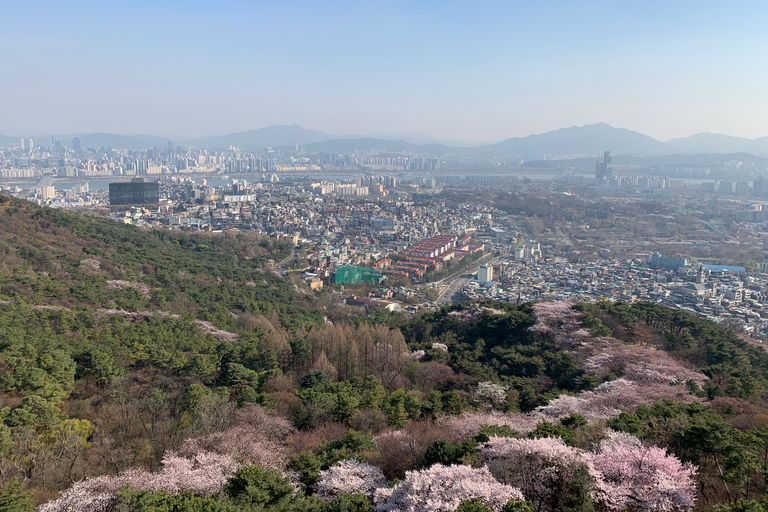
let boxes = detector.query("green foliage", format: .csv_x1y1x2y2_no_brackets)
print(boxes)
291,451,325,488
0,479,34,512
302,370,330,388
607,411,643,436
423,439,477,467
714,501,768,512
501,499,534,512
456,497,494,512
4,395,62,430
400,301,586,410
225,466,295,508
474,424,520,443
320,430,376,462
528,415,587,446
326,493,373,512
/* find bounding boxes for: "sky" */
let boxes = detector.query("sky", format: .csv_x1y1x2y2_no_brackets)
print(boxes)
2,0,768,142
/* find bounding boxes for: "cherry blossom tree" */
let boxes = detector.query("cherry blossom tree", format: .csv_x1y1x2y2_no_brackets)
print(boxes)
431,342,449,353
376,463,524,512
177,424,288,470
481,436,590,512
314,458,387,500
38,451,237,512
441,412,540,442
586,442,697,512
472,382,509,410
528,301,583,343
536,379,700,422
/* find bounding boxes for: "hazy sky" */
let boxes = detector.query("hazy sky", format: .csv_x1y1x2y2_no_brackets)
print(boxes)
3,1,768,142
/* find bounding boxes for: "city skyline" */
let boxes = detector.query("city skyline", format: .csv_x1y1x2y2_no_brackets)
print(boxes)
3,1,768,141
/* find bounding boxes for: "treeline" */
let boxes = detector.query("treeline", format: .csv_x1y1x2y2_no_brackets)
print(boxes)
579,301,768,402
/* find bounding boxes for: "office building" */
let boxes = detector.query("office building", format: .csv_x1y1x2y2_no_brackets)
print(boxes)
478,264,493,282
596,151,612,181
109,178,159,206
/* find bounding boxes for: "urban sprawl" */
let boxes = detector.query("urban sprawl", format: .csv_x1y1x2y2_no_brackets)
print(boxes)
4,140,768,341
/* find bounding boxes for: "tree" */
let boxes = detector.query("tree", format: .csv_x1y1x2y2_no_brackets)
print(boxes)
586,442,697,512
0,479,34,512
376,463,524,512
481,436,590,512
314,459,387,500
225,465,295,508
473,382,509,411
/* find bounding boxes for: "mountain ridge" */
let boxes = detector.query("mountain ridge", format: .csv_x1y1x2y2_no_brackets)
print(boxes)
4,123,768,155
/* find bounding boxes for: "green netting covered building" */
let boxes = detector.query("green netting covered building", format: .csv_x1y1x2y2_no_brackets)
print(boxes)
335,266,385,285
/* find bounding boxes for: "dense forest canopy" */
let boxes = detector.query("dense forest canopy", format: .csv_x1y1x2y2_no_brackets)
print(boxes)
1,193,768,512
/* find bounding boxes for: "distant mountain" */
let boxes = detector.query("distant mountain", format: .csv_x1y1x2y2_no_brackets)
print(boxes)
6,123,768,155
52,133,173,150
183,125,333,150
663,133,768,154
350,132,489,147
479,123,665,156
303,138,452,155
0,134,18,148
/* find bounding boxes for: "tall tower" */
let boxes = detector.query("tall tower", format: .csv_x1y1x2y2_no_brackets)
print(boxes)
596,151,612,181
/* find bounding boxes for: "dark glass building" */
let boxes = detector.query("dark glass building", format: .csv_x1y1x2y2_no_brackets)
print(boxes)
109,178,159,206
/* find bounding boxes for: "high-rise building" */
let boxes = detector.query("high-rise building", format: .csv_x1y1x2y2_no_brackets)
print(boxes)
477,264,493,282
109,178,159,206
596,151,612,181
72,137,81,151
41,185,56,200
19,138,26,151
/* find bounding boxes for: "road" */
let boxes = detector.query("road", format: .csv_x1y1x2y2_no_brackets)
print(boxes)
278,246,300,267
276,246,300,278
434,274,473,306
433,256,504,306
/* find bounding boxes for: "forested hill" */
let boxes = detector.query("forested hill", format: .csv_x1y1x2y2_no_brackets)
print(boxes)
3,194,768,512
0,193,321,328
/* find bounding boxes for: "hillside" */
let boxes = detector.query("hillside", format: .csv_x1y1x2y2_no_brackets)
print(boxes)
1,196,768,511
303,137,453,155
183,125,334,150
479,123,665,156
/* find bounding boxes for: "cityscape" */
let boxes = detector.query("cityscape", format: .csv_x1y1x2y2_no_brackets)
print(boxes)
5,2,768,511
3,135,768,340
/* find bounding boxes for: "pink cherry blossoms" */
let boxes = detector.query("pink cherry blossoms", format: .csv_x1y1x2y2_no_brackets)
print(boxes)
375,463,524,512
178,424,288,470
586,442,697,512
529,301,707,422
38,450,237,512
314,458,387,500
39,404,295,512
529,301,584,342
480,431,697,512
440,411,541,441
481,436,587,512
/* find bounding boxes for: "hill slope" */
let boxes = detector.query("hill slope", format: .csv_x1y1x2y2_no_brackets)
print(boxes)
183,125,334,150
0,194,321,328
479,123,665,156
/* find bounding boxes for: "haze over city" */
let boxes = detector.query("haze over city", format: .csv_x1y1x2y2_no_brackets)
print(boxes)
3,0,768,142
